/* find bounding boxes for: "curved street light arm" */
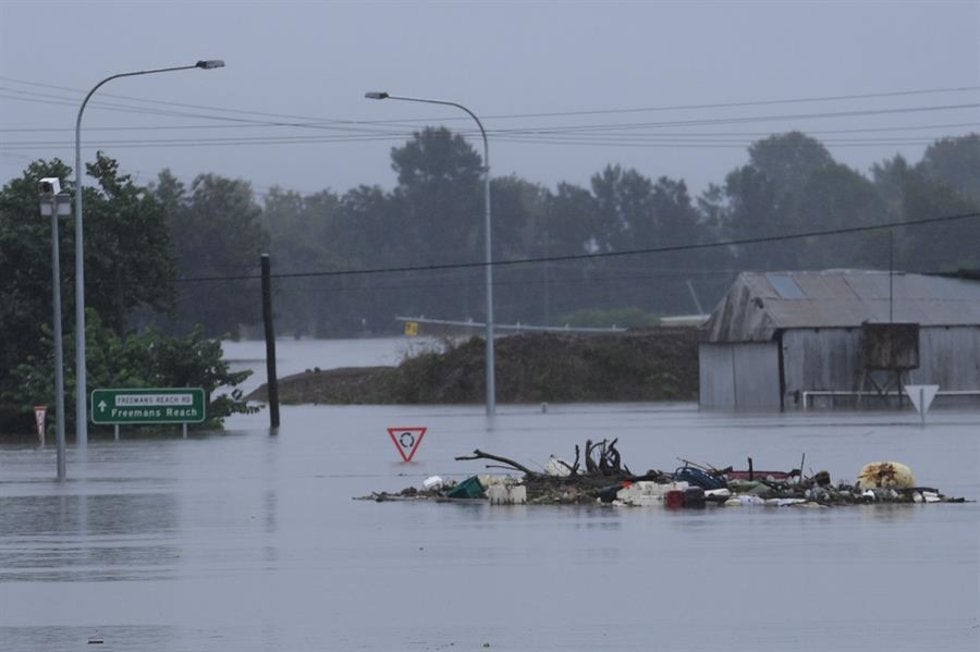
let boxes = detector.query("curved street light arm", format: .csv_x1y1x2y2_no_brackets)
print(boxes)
379,94,489,169
364,91,496,415
73,61,224,447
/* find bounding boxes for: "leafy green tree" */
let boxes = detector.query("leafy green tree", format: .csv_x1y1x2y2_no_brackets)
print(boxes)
2,157,256,433
11,310,254,431
745,131,835,192
0,159,73,416
156,171,269,337
587,166,715,314
648,177,704,247
329,185,409,335
535,182,598,323
389,127,484,321
261,183,406,337
486,175,552,324
870,154,912,216
1,157,178,426
262,187,336,337
83,153,176,332
590,165,654,252
546,182,599,256
873,152,980,273
793,162,889,269
917,133,980,203
708,132,841,270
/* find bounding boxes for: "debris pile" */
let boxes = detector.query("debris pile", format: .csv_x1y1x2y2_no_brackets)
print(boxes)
359,440,969,507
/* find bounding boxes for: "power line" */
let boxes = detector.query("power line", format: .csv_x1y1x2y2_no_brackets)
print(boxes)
1,74,976,124
173,210,980,284
1,77,977,147
489,104,980,136
2,103,975,152
4,120,976,137
0,76,402,128
0,87,406,136
480,86,980,121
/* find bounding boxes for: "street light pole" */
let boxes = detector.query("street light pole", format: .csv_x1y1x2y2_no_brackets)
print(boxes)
73,60,225,446
364,91,496,415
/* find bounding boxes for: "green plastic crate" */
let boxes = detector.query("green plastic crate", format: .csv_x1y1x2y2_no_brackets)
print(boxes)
447,476,485,499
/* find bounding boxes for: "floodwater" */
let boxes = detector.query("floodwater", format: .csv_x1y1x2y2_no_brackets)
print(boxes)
1,339,978,651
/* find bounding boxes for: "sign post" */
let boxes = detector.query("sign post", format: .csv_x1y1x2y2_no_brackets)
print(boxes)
33,405,47,445
91,388,206,434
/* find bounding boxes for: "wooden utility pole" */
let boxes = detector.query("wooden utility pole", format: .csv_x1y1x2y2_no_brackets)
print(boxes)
261,254,280,430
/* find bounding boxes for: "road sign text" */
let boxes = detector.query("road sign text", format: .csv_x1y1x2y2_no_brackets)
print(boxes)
92,388,206,425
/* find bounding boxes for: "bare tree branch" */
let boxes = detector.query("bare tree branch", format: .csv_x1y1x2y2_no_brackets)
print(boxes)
455,449,537,476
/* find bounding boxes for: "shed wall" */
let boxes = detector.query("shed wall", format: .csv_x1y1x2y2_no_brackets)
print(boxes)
909,326,980,390
699,342,780,409
781,328,863,400
780,326,980,404
698,343,735,408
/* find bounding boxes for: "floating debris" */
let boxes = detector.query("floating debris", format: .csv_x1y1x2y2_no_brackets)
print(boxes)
856,461,916,489
356,441,969,507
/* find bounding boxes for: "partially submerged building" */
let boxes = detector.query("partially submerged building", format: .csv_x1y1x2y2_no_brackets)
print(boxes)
698,270,980,409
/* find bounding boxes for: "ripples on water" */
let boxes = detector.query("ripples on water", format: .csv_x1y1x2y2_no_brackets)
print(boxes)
2,339,978,651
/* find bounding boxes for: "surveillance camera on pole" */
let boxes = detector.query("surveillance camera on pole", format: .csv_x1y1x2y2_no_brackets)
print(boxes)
38,177,62,197
38,177,69,480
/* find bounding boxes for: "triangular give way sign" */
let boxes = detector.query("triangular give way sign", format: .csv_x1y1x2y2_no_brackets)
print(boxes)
904,385,939,416
387,426,427,462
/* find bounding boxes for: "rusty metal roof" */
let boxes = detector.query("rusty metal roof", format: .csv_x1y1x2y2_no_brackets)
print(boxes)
703,270,980,342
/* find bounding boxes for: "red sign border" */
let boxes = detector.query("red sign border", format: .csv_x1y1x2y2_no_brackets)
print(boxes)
387,426,428,462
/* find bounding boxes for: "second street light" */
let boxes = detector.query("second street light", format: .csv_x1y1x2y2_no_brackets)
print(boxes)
74,59,225,446
365,91,496,416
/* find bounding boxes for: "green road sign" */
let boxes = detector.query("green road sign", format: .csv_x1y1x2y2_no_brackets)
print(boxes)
91,388,206,425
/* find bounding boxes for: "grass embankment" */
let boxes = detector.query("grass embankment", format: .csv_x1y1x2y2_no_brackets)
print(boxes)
247,328,700,405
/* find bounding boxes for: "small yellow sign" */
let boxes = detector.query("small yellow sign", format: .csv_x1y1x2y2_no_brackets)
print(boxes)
404,321,419,336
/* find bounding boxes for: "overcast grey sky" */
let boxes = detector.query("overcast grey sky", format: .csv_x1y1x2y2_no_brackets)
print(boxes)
2,1,978,200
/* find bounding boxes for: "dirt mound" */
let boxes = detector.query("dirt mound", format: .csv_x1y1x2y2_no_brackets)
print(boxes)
249,327,699,405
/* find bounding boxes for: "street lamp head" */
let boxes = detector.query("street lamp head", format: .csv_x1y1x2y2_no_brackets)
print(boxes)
364,91,389,100
196,60,225,70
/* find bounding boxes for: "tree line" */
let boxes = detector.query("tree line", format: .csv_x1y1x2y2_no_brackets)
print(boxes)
1,130,978,429
180,129,977,337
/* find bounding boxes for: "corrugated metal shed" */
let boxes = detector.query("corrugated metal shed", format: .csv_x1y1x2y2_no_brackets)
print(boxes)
703,270,980,342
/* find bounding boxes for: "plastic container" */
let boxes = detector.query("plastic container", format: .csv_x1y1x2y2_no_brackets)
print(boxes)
488,484,527,505
673,466,727,490
422,475,444,491
684,487,706,508
665,490,685,509
447,476,485,499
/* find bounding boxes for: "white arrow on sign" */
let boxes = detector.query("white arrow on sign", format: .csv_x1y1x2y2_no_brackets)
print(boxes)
98,400,108,412
904,384,939,416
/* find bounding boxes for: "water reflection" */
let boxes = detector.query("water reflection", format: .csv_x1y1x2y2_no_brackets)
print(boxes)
0,493,179,582
262,489,278,566
858,502,919,523
0,626,174,652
